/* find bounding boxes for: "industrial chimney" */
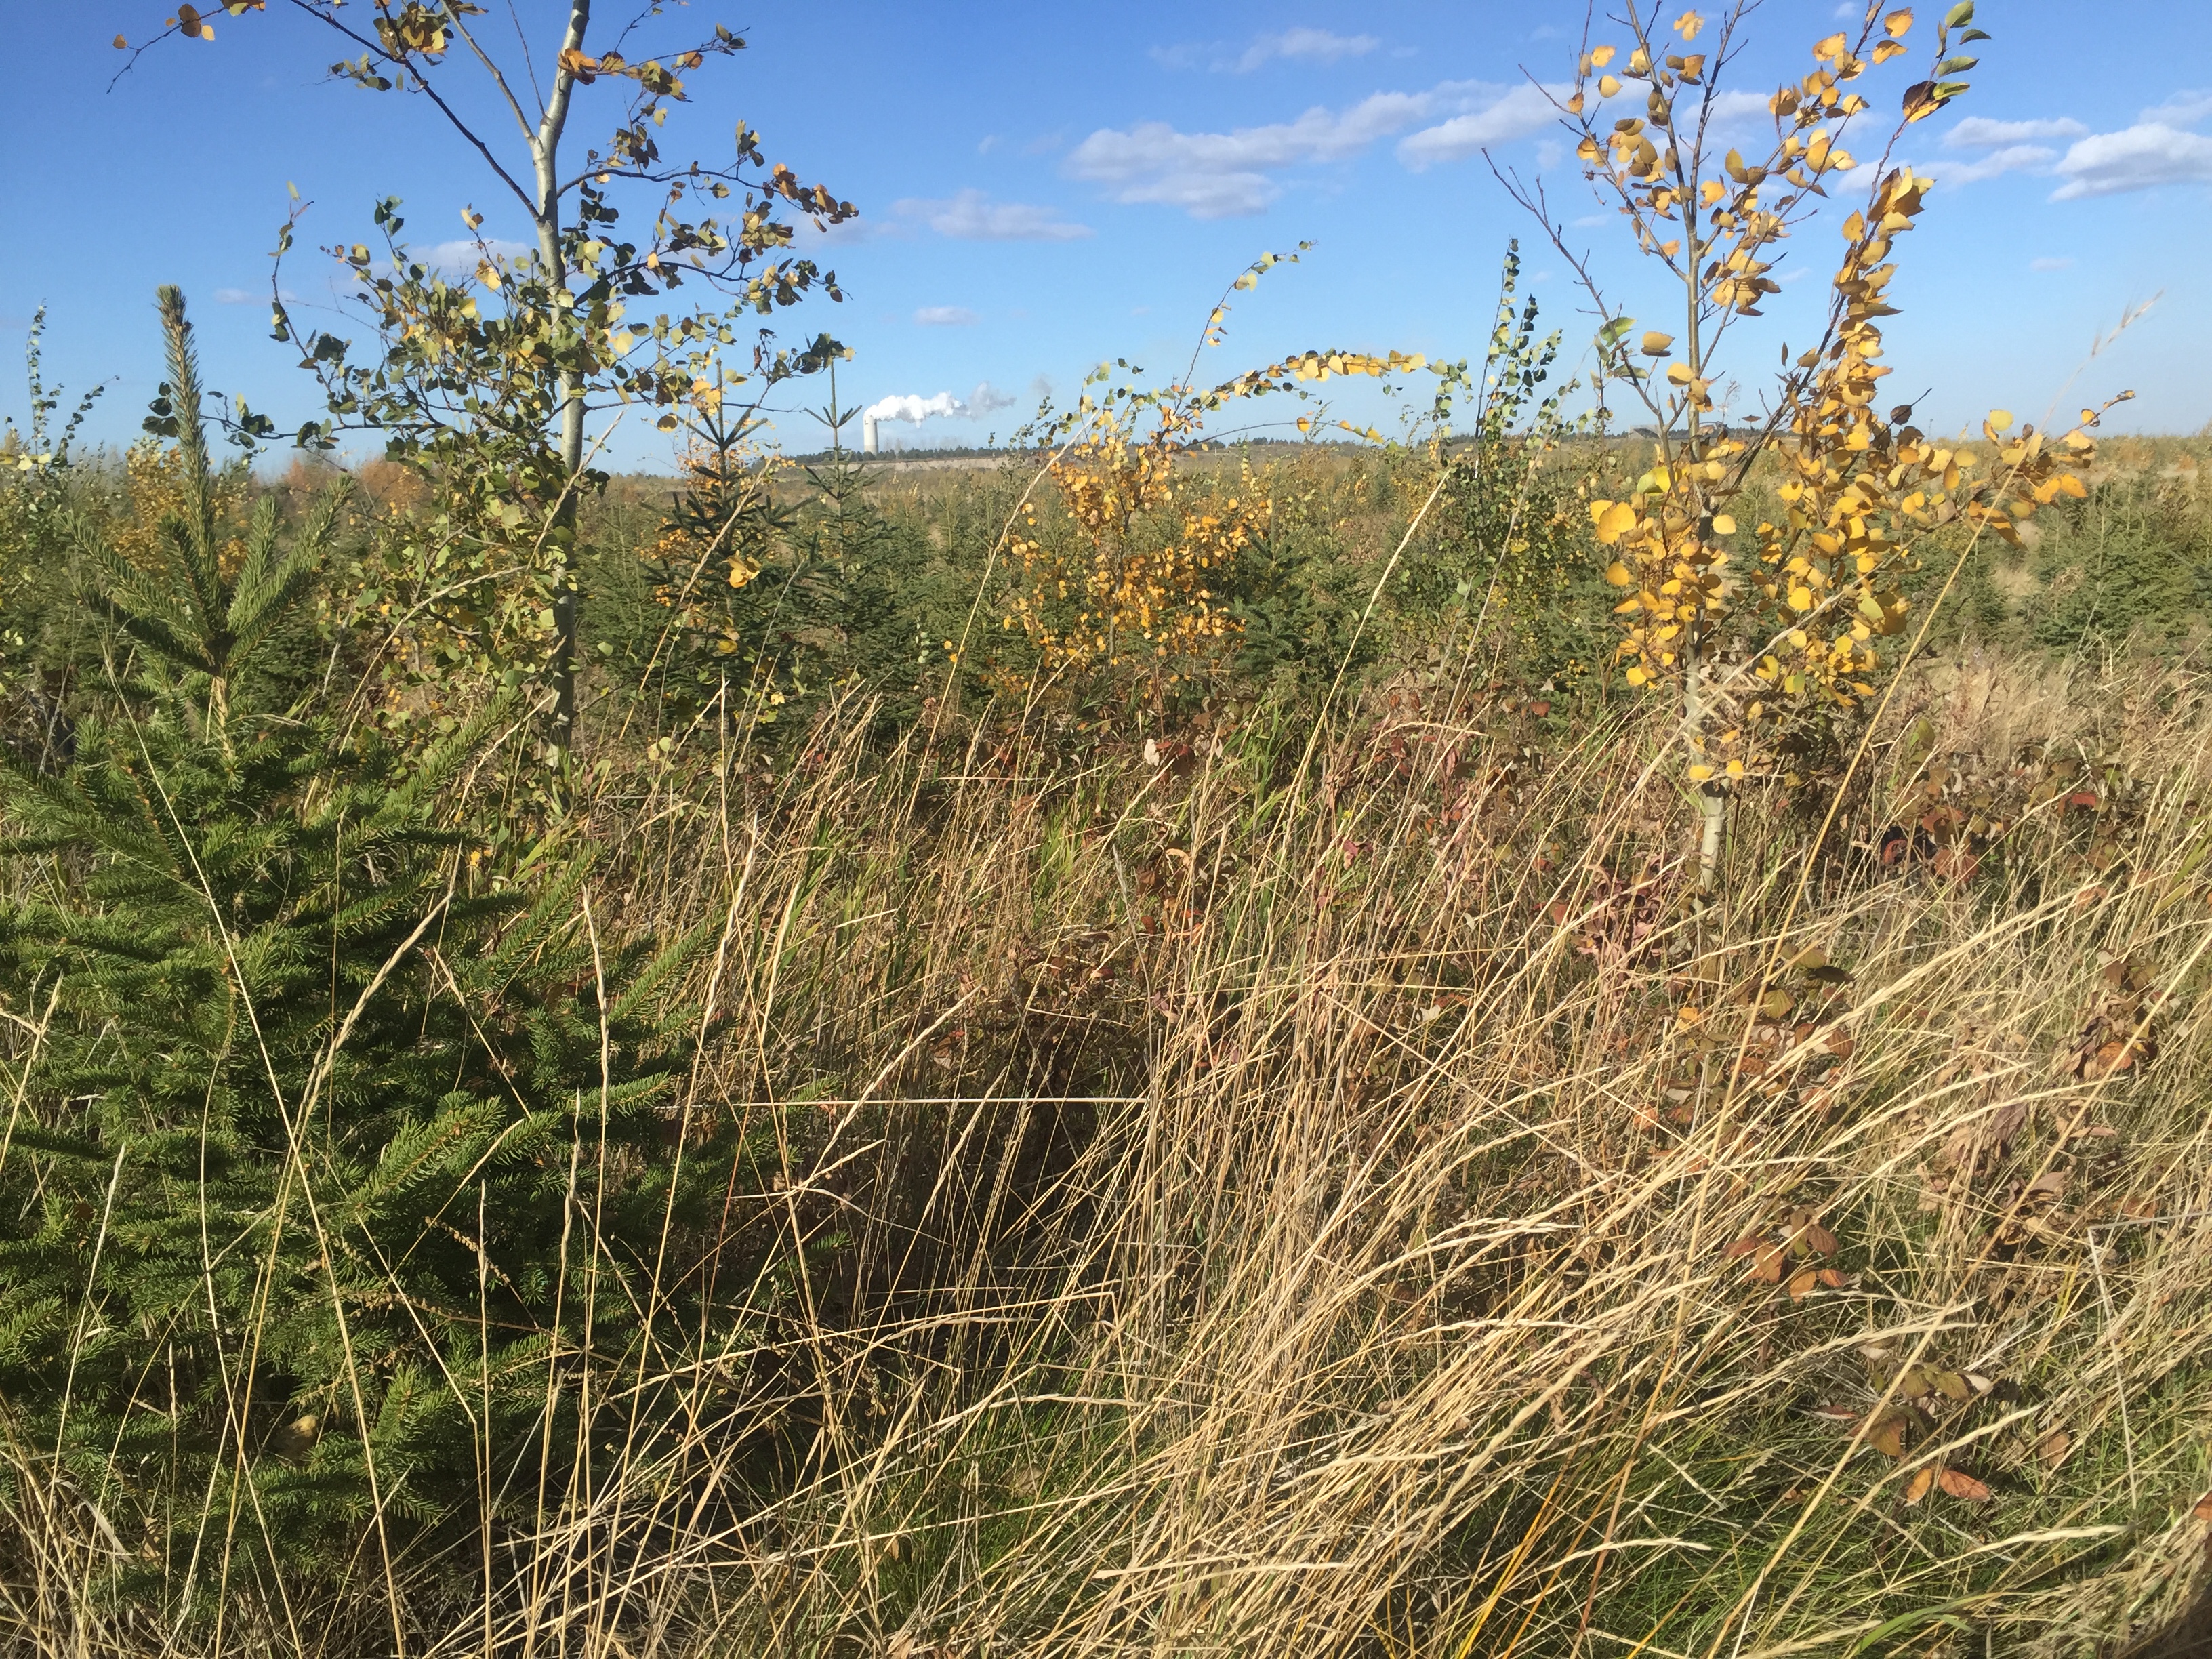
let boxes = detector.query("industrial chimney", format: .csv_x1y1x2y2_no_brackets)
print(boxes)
863,415,880,454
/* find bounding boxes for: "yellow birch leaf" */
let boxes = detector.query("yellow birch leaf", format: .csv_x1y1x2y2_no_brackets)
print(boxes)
1605,560,1634,586
1591,44,1616,66
1885,8,1913,35
1595,503,1639,544
1599,75,1622,98
1713,514,1737,534
1641,331,1675,356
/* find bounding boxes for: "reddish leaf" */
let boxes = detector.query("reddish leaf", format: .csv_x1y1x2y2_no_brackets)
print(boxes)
1723,1234,1767,1259
1936,1467,1992,1502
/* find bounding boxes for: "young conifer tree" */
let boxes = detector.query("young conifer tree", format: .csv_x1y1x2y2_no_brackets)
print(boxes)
0,290,751,1630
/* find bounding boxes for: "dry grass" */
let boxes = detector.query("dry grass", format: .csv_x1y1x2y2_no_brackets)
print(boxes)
7,636,2212,1658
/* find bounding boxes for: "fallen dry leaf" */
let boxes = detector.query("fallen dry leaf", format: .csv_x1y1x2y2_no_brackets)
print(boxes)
2037,1429,2072,1470
2194,1492,2212,1523
1868,1414,1908,1458
1904,1466,1935,1504
1786,1268,1818,1300
1937,1467,1992,1502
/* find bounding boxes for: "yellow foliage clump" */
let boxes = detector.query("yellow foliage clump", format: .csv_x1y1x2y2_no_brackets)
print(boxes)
1001,413,1263,695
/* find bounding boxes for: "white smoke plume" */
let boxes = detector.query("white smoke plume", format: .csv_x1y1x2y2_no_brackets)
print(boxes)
864,383,1016,425
864,391,969,425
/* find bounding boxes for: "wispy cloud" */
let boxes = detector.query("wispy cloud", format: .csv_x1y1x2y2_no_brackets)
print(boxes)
1067,90,1435,216
1397,84,1565,168
1927,142,2057,186
2030,255,2074,271
213,286,303,305
914,305,980,327
416,237,535,275
894,188,1093,242
1153,27,1379,75
1943,115,2087,148
1069,80,1564,218
1236,27,1379,72
2142,89,2212,126
2051,122,2212,199
1934,89,2212,201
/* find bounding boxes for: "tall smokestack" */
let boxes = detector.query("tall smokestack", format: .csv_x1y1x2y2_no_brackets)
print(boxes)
863,415,879,454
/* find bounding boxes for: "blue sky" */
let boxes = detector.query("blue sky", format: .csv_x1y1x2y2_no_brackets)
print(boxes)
3,2,2207,469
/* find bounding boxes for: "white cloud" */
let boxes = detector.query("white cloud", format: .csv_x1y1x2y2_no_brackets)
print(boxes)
1397,84,1566,168
2142,89,2212,127
1925,142,2056,186
970,381,1018,415
1067,89,1441,216
895,188,1093,242
1154,27,1380,74
2051,122,2212,199
2030,255,2074,271
1070,81,1561,216
1944,115,2087,149
415,237,535,276
212,286,302,305
1236,27,1379,72
914,306,980,327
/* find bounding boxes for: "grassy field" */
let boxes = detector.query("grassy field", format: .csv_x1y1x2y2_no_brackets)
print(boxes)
3,306,2212,1658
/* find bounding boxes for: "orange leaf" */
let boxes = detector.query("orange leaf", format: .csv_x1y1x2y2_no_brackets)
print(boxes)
1724,1234,1767,1259
2036,1429,2071,1470
1903,1466,1934,1504
2194,1492,2212,1521
1786,1267,1819,1300
1936,1467,1992,1501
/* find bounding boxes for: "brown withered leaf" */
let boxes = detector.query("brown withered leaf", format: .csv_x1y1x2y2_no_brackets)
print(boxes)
2036,1429,2072,1470
1868,1414,1908,1459
1751,1245,1786,1284
2193,1492,2212,1522
1816,1267,1850,1288
1786,1268,1819,1300
1723,1234,1766,1259
1801,1221,1839,1256
1904,1465,1936,1505
1936,1467,1993,1502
